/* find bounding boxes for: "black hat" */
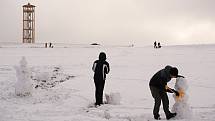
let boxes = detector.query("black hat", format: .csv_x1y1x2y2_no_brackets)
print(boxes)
99,52,106,61
170,67,178,77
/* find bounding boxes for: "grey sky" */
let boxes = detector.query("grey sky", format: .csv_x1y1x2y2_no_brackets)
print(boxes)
0,0,215,45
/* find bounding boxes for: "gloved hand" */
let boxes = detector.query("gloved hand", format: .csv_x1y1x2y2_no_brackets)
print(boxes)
171,89,179,96
174,90,180,96
165,85,174,93
166,88,180,96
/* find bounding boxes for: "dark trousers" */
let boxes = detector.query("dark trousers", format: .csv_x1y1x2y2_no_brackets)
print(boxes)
150,86,171,117
94,80,105,105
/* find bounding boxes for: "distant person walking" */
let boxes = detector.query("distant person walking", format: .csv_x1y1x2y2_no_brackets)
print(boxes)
149,65,179,120
158,42,161,48
45,43,48,48
154,41,157,48
49,42,53,48
92,52,110,106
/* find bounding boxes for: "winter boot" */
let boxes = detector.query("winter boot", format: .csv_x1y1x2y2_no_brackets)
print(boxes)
166,113,177,120
154,114,161,120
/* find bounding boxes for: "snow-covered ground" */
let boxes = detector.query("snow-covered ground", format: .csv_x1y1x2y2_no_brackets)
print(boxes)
0,43,215,121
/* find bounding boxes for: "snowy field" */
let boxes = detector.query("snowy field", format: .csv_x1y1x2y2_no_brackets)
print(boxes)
0,43,215,121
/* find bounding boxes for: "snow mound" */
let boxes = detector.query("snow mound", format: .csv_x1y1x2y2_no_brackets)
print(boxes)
105,92,121,105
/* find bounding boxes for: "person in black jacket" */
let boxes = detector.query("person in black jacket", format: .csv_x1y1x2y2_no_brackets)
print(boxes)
149,65,179,120
92,52,110,106
154,41,157,48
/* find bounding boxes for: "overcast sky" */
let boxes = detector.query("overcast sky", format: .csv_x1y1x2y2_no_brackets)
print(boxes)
0,0,215,46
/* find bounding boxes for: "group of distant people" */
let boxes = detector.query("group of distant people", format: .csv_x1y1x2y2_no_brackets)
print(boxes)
92,52,182,120
45,42,54,48
154,41,161,48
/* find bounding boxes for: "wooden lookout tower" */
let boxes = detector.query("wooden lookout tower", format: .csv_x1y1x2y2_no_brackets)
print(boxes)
23,3,36,43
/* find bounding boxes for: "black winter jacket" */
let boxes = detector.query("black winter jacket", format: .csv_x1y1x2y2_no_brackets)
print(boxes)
92,60,110,81
149,66,172,91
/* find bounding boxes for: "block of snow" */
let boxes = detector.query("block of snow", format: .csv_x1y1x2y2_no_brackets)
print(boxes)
105,92,121,105
14,57,32,96
172,77,192,119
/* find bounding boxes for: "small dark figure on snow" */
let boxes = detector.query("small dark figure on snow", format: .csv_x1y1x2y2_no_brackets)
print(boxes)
49,42,53,48
92,52,110,106
158,42,161,48
45,43,48,48
154,41,157,48
149,65,180,120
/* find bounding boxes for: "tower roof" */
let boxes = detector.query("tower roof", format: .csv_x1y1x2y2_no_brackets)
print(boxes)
23,3,36,7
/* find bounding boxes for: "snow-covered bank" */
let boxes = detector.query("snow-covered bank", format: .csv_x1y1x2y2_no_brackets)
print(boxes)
0,44,215,121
